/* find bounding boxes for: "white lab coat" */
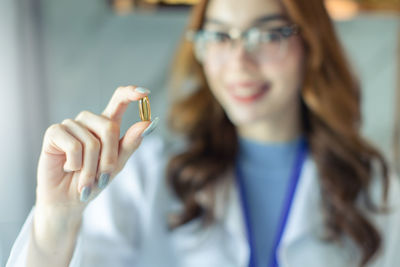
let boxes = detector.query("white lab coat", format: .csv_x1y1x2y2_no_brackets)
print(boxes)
6,136,400,267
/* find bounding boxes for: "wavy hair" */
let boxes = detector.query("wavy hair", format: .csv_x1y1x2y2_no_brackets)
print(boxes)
166,0,389,265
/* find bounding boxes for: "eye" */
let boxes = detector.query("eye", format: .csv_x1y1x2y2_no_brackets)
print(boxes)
200,31,230,43
211,31,230,42
245,28,282,44
267,32,281,42
273,25,299,38
254,30,281,43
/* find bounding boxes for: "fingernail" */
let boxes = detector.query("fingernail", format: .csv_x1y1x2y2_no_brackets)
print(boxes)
142,117,159,138
98,173,110,189
80,186,91,202
135,87,151,94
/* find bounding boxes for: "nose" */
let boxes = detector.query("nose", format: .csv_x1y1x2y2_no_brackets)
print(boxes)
226,41,257,69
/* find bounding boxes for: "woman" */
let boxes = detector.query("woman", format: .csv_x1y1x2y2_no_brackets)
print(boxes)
6,0,400,266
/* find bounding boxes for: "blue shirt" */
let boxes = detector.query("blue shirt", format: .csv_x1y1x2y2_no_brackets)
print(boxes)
236,136,304,267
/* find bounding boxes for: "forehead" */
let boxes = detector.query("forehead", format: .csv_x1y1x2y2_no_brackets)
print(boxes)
205,0,285,28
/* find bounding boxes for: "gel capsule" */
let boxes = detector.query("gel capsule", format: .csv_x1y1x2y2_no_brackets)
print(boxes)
138,96,151,121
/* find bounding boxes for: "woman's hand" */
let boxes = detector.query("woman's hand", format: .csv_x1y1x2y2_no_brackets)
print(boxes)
29,86,158,267
36,86,157,213
29,86,158,266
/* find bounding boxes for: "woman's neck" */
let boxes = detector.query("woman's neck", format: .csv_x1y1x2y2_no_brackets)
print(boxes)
237,103,302,143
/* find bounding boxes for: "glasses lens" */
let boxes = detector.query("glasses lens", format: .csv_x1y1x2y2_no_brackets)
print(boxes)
195,31,231,63
193,26,294,63
253,31,286,61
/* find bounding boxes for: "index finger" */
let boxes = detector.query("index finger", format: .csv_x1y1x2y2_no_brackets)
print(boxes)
102,86,150,124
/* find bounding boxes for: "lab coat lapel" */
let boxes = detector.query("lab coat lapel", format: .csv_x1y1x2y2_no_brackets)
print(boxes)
219,172,250,267
279,155,322,249
277,156,358,266
220,155,326,267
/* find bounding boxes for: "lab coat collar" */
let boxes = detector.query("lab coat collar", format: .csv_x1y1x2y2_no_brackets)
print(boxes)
217,154,324,266
279,155,323,248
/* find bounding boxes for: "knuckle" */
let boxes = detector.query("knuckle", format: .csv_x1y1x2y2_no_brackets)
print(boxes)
50,123,62,131
61,118,74,125
86,138,101,152
68,140,82,154
103,121,119,137
46,123,63,136
114,87,124,96
46,123,58,134
76,110,90,120
116,86,126,93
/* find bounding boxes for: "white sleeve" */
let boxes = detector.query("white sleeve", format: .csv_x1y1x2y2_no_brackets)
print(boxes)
5,208,32,267
6,208,84,267
6,137,165,267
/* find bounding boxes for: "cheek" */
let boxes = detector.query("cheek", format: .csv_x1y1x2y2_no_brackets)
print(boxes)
203,60,225,99
203,54,224,78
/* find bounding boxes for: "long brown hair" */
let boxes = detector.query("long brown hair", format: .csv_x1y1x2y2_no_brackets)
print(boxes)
166,0,389,265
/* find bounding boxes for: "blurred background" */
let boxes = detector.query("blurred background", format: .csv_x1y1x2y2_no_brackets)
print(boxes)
0,0,399,264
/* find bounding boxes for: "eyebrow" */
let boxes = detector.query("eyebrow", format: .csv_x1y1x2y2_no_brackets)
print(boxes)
204,14,288,28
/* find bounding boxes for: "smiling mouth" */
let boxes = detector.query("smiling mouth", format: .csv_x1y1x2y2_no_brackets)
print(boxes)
227,82,271,103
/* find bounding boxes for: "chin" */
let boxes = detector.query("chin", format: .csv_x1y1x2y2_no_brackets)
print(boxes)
225,109,265,127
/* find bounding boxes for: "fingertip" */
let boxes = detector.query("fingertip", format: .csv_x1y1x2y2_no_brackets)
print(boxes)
124,86,150,98
79,186,91,202
134,86,151,95
98,173,110,189
141,117,159,138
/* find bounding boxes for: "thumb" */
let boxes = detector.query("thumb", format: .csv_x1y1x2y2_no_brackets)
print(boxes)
118,117,159,166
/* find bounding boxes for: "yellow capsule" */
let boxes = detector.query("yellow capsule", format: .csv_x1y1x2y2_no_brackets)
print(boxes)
138,96,151,121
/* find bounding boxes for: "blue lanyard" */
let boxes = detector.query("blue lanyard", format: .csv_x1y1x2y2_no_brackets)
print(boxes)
235,139,308,267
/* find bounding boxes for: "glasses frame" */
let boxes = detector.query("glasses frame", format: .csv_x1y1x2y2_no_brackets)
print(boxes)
186,24,300,63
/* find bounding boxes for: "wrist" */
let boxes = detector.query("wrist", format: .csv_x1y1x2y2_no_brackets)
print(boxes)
33,204,82,250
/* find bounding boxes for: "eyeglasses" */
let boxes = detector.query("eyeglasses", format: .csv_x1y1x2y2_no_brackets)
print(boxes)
186,24,300,64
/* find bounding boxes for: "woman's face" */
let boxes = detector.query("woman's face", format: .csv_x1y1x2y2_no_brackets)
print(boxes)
202,0,305,127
